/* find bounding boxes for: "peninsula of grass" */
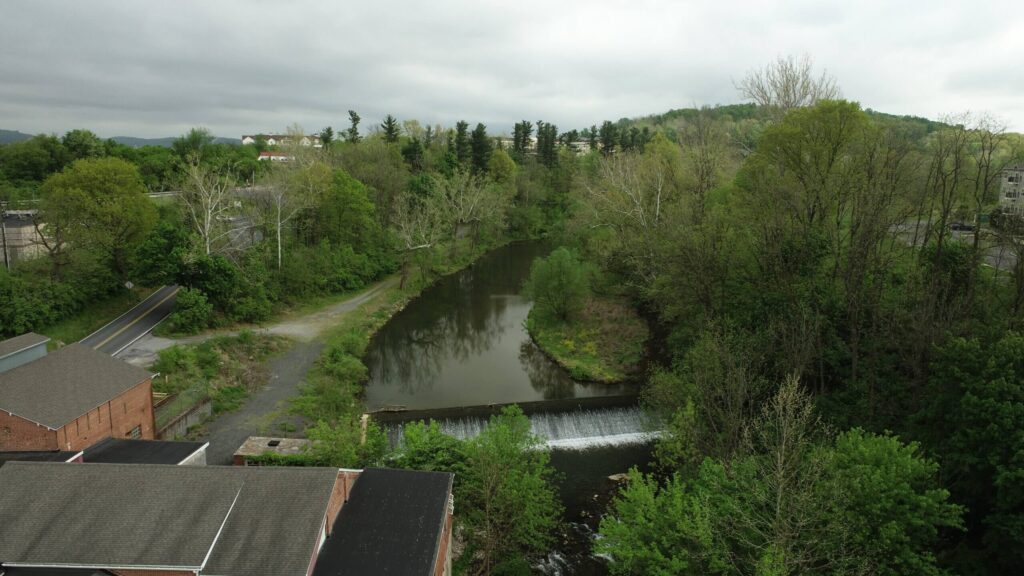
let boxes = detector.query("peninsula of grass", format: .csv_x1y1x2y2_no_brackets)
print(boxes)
525,296,648,383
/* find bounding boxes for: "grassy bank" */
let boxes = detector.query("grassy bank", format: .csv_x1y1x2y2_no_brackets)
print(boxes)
525,296,648,382
151,331,289,430
286,238,511,467
40,287,155,345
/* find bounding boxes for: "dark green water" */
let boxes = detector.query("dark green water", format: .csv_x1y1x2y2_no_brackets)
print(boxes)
364,241,631,410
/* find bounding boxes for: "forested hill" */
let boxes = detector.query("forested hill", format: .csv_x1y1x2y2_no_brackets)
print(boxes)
0,129,238,148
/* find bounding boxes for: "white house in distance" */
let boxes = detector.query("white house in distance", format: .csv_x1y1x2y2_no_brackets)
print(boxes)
1001,164,1024,216
242,133,322,148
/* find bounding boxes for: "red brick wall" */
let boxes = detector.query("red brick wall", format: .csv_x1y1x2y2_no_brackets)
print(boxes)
54,379,155,451
434,496,454,576
0,410,57,450
325,470,361,535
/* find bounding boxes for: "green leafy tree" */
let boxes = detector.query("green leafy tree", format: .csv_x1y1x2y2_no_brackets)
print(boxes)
381,114,400,143
172,127,214,163
39,157,157,281
459,406,562,575
62,129,105,161
165,287,213,333
487,148,517,184
522,247,590,321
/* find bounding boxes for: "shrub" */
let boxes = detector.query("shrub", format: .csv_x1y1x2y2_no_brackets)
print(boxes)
165,287,213,334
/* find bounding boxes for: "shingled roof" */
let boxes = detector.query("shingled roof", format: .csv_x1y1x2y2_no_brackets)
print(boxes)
0,332,49,360
314,467,454,576
0,343,152,429
0,462,339,576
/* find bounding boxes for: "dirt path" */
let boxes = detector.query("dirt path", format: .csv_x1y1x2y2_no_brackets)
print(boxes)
201,340,325,464
117,276,399,367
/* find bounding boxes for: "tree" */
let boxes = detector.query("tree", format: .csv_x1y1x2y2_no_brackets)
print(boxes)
391,181,451,288
178,159,243,256
737,54,841,120
381,114,400,143
401,137,425,172
599,120,618,155
172,127,214,163
260,162,326,268
454,121,471,166
345,110,362,143
319,126,334,148
432,169,509,255
38,157,157,281
487,148,517,184
522,247,589,321
459,406,562,575
470,123,492,175
62,129,105,161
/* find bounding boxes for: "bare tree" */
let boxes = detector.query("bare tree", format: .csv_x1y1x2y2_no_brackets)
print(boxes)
432,169,509,255
258,163,327,268
737,54,841,120
180,160,246,256
392,187,452,289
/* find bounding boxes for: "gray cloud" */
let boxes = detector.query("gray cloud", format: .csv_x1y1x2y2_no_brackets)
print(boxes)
1,0,1021,138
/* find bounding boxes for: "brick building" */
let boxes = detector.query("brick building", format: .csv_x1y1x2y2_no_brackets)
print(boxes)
0,342,156,451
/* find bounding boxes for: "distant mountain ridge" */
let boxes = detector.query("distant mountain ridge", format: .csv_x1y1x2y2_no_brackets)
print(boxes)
0,129,240,147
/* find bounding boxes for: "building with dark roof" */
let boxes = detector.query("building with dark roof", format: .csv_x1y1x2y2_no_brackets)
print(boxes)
314,467,456,576
0,449,81,467
0,332,49,374
0,342,156,451
0,462,353,576
82,438,208,465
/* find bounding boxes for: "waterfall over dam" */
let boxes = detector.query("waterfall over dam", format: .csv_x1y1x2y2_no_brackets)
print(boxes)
379,404,661,450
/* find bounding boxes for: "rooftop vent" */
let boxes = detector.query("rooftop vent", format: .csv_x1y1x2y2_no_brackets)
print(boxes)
267,439,281,447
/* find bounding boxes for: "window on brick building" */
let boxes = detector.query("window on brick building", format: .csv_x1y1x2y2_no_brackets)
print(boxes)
127,426,141,439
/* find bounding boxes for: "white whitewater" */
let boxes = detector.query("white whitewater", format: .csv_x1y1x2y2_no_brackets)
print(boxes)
385,405,661,450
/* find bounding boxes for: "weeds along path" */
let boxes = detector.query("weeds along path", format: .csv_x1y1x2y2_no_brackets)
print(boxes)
117,276,400,367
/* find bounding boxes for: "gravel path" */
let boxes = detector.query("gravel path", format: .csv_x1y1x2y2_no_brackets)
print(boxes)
125,276,399,462
118,276,399,367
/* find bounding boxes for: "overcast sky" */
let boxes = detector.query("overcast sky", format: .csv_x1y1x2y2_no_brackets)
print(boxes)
1,0,1022,138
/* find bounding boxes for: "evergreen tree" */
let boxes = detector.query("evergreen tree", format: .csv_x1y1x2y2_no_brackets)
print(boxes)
454,120,471,166
599,120,618,155
319,126,334,148
380,114,400,143
424,125,434,148
401,137,424,172
589,124,599,151
470,123,492,175
345,110,361,143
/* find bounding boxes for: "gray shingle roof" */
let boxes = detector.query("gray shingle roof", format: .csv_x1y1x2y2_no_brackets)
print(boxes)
0,343,152,428
0,332,49,360
0,462,339,576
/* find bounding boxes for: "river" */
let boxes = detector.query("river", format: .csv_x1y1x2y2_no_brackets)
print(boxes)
364,241,657,574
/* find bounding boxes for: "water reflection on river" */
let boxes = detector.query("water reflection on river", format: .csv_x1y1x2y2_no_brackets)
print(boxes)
364,242,631,410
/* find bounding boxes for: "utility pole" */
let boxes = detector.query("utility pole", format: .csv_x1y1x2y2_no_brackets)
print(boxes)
1,200,9,271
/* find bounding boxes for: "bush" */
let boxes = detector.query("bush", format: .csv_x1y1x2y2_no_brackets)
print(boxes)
165,287,213,334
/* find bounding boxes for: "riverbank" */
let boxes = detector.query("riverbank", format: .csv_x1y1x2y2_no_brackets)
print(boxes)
525,296,649,383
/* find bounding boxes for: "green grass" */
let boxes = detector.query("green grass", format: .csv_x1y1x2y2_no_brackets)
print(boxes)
525,296,649,383
40,287,155,345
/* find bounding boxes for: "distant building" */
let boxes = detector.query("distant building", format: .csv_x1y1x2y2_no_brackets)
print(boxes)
1,210,46,264
258,150,293,162
242,133,322,148
0,332,49,374
0,341,156,451
1000,164,1024,216
83,437,208,465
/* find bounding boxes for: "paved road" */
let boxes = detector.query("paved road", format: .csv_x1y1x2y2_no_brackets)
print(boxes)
81,285,179,355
